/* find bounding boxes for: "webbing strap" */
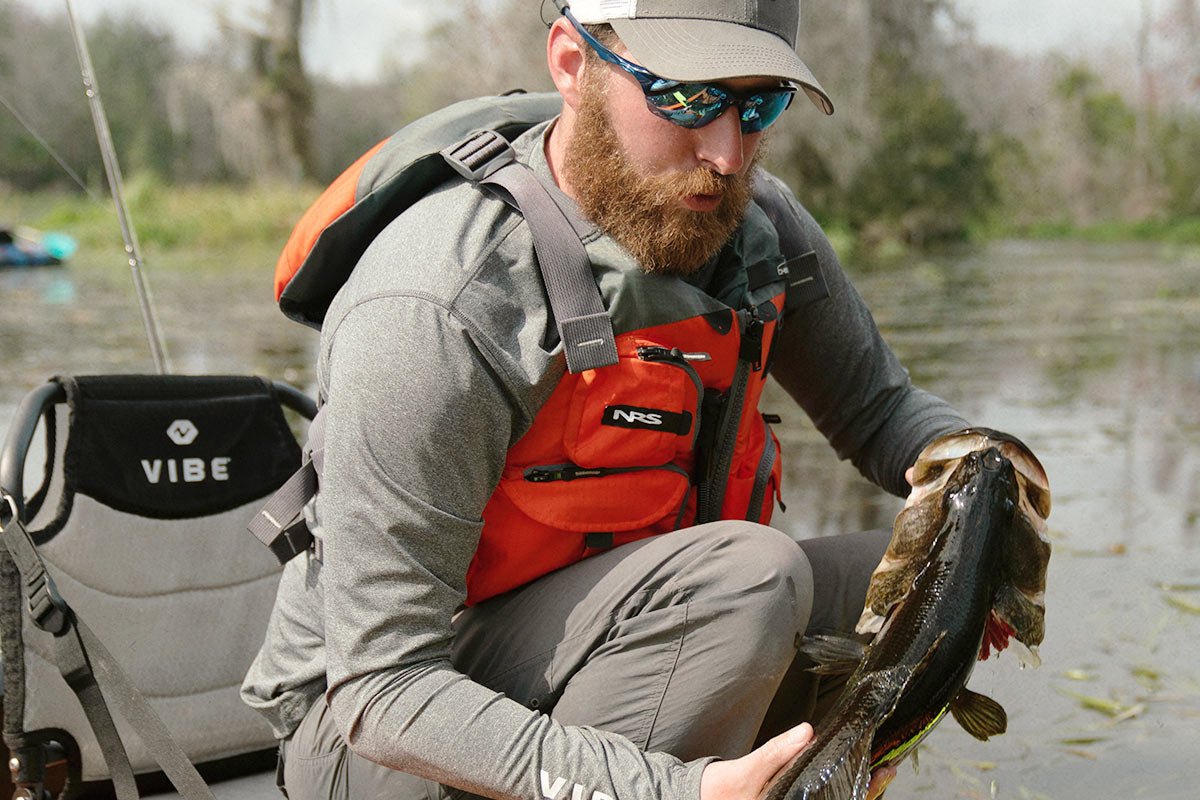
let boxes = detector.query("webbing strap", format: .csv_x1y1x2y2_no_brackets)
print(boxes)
247,460,318,564
442,130,618,373
0,494,217,800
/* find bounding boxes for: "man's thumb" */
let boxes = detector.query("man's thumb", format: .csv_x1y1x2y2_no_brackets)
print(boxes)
756,722,813,779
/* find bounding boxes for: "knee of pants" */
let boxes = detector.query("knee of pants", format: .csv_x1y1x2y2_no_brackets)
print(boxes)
679,521,814,644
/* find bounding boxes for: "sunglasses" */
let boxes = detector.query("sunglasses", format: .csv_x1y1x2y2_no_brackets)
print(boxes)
563,8,796,134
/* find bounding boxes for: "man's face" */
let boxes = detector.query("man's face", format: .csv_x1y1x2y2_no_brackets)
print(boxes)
561,46,771,277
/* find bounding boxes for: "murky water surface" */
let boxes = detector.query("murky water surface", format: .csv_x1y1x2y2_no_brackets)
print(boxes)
2,239,1198,798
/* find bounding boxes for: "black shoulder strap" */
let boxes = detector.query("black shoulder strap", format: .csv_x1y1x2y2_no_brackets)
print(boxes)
750,176,830,312
442,130,619,374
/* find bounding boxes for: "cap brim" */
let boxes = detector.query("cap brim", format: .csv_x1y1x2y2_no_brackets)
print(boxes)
609,17,833,115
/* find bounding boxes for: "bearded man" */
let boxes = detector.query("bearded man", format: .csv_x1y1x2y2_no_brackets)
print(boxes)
243,2,972,799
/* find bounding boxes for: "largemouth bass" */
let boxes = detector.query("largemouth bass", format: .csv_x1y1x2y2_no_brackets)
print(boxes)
765,428,1052,800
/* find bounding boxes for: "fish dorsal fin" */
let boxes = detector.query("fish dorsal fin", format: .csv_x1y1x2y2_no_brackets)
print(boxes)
949,687,1008,741
799,634,866,675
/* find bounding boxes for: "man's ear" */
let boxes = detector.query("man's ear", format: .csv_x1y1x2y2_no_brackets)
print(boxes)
546,17,587,111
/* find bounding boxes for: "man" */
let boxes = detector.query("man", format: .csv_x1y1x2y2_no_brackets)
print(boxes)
243,2,971,798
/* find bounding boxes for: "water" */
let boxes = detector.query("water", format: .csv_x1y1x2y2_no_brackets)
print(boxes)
2,239,1198,798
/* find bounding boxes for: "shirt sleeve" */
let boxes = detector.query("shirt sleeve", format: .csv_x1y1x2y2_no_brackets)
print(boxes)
315,294,706,800
759,175,970,497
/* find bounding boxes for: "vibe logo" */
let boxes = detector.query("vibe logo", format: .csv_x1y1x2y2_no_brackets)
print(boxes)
139,419,232,484
540,770,614,800
167,419,199,445
141,457,230,484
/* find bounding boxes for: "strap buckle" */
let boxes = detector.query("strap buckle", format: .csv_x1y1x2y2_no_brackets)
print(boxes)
441,130,516,182
1,491,71,636
248,461,319,564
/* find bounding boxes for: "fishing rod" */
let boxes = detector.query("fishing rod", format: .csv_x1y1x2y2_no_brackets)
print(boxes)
0,90,98,201
63,0,172,374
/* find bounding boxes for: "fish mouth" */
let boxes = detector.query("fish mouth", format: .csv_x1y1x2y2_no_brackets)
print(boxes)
979,447,1006,472
912,428,1050,518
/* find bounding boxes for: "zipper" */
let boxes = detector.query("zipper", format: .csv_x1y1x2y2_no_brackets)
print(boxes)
745,415,779,523
524,463,691,482
635,345,708,448
696,307,761,523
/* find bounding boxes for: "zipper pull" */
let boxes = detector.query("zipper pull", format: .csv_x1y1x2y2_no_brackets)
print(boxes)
740,308,764,371
637,346,711,363
524,465,604,482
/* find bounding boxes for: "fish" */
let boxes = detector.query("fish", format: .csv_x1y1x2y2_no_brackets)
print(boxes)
763,428,1052,800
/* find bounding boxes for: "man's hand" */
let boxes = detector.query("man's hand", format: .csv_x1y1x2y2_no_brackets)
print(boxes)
699,723,896,800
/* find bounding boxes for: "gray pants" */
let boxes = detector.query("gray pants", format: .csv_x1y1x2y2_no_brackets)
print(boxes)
279,522,889,800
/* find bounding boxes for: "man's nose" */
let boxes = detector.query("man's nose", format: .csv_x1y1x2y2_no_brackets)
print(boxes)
693,106,746,175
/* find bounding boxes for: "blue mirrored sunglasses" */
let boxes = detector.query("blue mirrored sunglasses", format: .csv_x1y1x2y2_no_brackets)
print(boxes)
564,8,796,134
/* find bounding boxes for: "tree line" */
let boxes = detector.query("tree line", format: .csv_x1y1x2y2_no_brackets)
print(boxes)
2,0,1197,245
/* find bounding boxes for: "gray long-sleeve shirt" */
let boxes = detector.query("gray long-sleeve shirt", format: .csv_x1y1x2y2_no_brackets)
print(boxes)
242,118,968,800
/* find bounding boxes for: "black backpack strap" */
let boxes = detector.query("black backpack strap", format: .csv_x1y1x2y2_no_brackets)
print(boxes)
750,176,830,313
0,492,217,800
442,130,619,374
247,460,319,563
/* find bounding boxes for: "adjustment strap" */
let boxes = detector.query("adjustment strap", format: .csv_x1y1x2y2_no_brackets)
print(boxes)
1,494,69,636
247,460,318,564
442,130,619,373
0,493,216,800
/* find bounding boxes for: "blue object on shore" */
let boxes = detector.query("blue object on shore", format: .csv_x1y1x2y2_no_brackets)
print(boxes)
0,227,76,267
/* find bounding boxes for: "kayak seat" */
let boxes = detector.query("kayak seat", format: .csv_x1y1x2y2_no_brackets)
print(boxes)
0,375,315,800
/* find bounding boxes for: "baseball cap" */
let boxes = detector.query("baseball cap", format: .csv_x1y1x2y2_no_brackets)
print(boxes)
556,0,833,115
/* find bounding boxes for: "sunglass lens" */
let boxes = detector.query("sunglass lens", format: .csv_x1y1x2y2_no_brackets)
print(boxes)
645,84,731,128
740,91,794,133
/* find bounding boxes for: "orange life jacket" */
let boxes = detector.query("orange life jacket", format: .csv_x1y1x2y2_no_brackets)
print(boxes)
468,299,785,604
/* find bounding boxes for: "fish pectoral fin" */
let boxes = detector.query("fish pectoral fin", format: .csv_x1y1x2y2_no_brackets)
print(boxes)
799,634,866,675
949,687,1008,741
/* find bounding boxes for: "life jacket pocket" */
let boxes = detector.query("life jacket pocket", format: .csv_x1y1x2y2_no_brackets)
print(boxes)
502,463,690,532
562,344,704,469
722,414,784,523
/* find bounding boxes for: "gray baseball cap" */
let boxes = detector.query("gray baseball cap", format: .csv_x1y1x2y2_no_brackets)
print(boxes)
558,0,833,115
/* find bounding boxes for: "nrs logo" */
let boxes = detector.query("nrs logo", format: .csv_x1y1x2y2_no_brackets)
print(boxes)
540,771,614,800
612,408,662,426
601,405,692,436
166,419,199,445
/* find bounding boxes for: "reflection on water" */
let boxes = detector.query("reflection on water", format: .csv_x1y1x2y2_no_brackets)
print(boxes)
2,240,1198,798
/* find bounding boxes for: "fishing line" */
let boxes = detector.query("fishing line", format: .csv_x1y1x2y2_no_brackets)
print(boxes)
0,90,100,201
63,0,172,374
